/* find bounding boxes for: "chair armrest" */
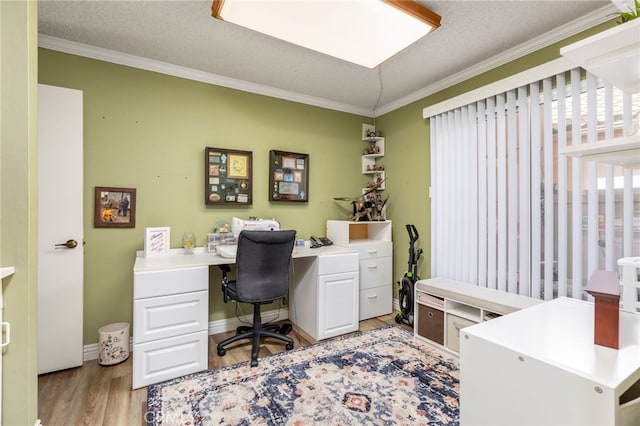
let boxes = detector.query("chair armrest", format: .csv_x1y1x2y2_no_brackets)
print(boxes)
218,264,232,303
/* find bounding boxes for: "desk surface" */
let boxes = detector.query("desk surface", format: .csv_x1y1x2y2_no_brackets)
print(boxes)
464,297,640,390
133,244,356,272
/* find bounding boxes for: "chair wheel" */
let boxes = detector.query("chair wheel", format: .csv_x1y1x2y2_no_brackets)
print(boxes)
217,347,226,356
286,343,294,350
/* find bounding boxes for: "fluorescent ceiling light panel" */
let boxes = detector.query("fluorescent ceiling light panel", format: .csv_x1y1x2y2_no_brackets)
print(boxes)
212,0,441,68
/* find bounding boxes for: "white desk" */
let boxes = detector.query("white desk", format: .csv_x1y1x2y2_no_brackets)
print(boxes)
132,245,359,388
133,244,354,271
460,297,640,425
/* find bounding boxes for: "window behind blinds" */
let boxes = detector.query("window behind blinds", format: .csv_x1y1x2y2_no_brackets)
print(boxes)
430,68,639,300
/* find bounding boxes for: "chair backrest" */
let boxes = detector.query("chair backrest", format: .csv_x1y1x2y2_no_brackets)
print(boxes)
235,230,296,303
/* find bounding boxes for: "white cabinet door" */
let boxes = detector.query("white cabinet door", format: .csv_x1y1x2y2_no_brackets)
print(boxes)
318,271,359,340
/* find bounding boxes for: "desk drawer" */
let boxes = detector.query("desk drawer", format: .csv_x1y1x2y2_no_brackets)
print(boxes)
134,290,208,344
134,266,208,299
359,256,392,290
359,285,392,320
318,252,358,275
132,330,207,389
353,241,392,260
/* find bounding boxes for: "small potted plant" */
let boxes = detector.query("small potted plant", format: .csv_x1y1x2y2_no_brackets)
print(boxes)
616,0,639,24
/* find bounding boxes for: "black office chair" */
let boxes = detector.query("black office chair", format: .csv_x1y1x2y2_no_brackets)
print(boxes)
217,230,296,367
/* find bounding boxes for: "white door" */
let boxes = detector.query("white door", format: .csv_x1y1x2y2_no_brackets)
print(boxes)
37,84,84,374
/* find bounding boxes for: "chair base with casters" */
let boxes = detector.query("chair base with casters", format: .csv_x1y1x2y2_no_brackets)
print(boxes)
216,303,294,367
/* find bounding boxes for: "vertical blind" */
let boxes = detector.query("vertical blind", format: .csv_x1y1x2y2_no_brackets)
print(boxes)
430,67,638,299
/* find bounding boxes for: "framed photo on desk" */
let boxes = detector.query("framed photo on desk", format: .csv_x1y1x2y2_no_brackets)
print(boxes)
144,226,170,257
269,150,309,202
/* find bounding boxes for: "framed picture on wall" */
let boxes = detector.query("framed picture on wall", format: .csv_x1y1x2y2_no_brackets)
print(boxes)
94,186,136,228
269,150,309,202
205,147,253,205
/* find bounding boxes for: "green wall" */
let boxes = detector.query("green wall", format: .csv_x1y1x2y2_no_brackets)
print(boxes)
1,1,39,425
38,49,371,343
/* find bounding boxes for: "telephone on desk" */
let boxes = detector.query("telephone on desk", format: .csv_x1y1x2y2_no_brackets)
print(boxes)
310,236,333,248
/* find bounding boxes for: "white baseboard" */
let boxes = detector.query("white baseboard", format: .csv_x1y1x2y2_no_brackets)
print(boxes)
83,301,402,362
82,307,290,362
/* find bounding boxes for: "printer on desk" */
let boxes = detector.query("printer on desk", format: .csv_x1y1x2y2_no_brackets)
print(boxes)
231,216,280,237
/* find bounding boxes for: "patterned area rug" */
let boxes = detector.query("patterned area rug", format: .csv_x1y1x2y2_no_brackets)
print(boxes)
146,326,459,425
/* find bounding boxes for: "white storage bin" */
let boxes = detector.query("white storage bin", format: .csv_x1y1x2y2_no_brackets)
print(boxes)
98,322,130,366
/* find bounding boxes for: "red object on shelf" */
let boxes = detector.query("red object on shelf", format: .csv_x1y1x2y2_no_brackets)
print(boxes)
584,270,620,350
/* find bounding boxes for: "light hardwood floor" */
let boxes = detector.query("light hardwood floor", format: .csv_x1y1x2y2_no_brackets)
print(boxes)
38,314,411,426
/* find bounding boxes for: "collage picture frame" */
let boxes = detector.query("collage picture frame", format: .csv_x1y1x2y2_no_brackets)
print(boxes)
269,150,309,202
204,147,253,205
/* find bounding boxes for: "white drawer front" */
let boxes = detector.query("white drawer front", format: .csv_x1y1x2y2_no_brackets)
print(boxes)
359,285,392,320
318,252,358,275
353,241,392,260
359,256,392,290
134,290,208,344
134,266,208,299
132,330,208,389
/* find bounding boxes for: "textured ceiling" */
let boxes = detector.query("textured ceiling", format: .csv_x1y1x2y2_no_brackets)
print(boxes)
38,1,615,116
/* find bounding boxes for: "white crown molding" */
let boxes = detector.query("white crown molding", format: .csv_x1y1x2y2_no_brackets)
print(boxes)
375,4,618,116
39,4,616,119
38,35,374,117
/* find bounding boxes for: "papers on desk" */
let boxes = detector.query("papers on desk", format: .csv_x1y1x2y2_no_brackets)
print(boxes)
216,245,237,259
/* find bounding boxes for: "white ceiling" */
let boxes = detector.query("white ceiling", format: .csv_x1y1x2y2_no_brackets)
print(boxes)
38,1,616,117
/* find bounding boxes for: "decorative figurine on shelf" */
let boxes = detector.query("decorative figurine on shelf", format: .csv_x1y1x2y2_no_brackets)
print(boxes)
370,193,389,221
334,179,387,221
363,141,381,155
365,129,377,138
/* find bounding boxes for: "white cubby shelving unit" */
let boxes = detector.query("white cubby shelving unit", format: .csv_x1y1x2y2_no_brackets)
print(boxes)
414,278,541,354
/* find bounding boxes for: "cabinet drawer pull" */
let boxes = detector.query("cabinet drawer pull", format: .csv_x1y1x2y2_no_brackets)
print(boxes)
427,312,433,318
367,264,378,269
367,294,378,299
367,250,378,255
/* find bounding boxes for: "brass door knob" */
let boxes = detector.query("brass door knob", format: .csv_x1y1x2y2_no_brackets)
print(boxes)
55,239,78,249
